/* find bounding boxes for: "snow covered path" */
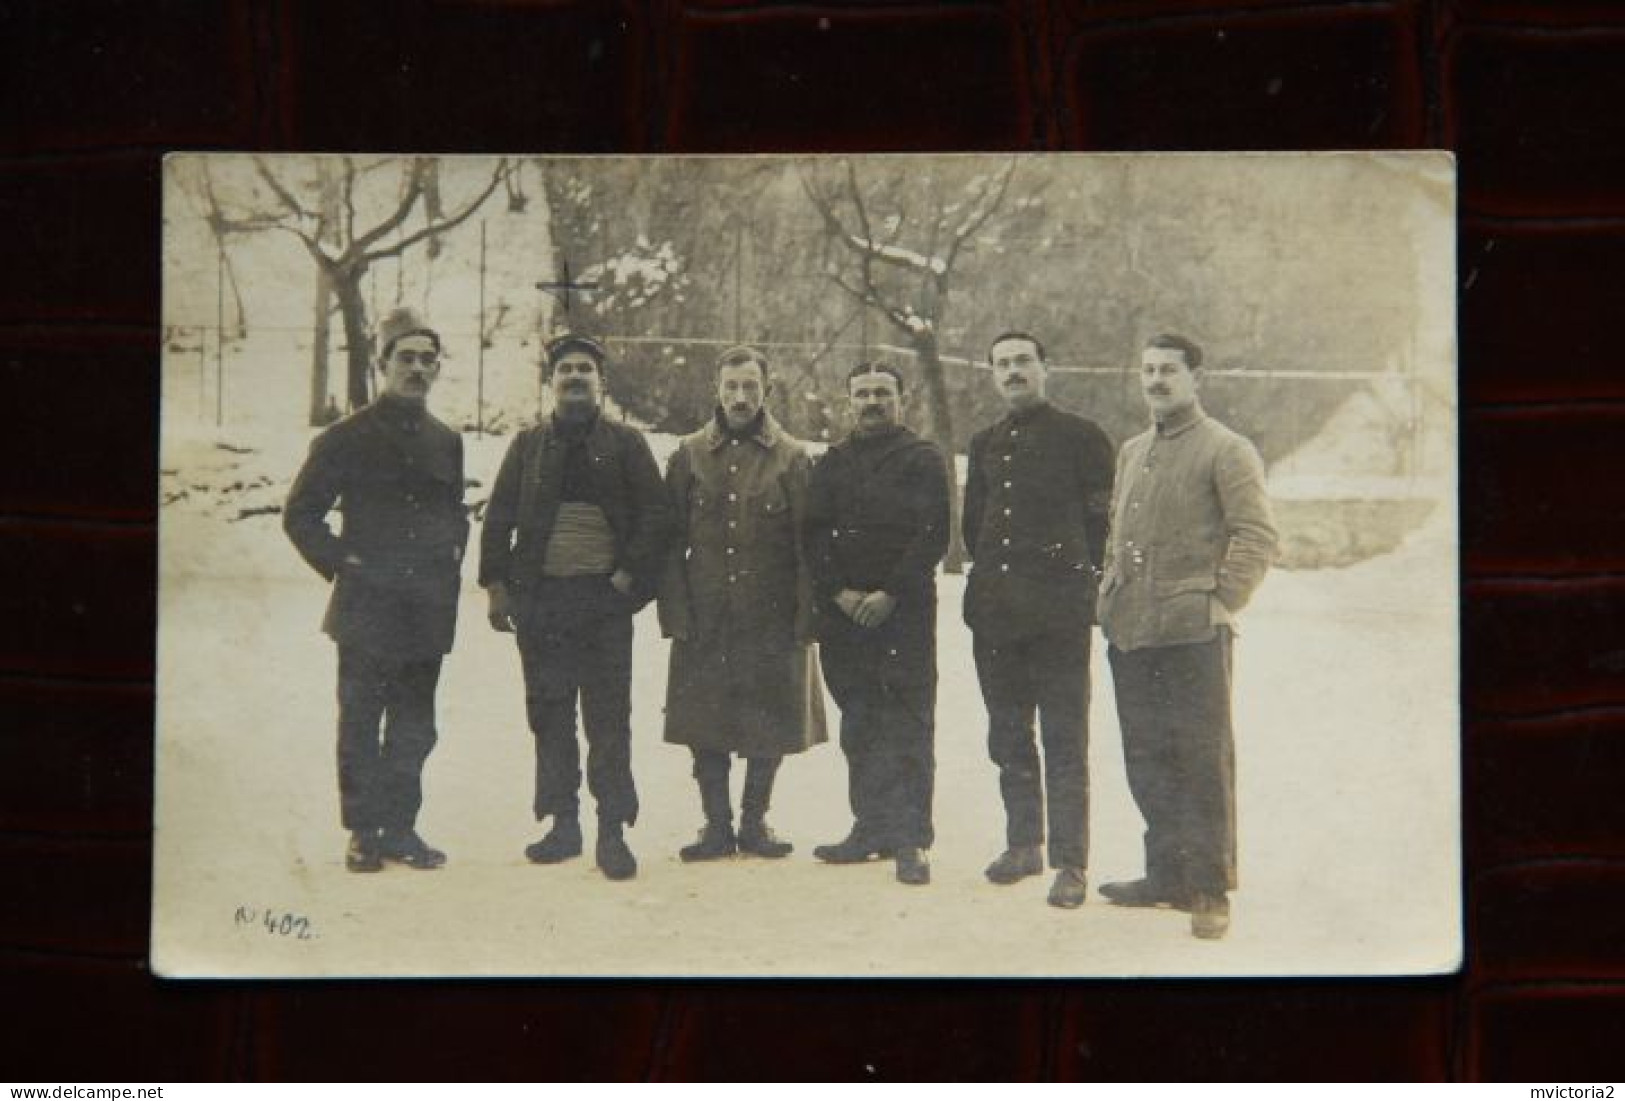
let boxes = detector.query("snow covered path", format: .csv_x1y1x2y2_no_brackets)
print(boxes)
153,499,1458,978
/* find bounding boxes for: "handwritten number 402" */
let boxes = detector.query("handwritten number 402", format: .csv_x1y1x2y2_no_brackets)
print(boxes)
234,906,315,940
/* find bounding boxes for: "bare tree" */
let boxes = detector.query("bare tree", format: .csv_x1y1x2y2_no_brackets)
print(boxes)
220,156,513,416
801,157,1018,570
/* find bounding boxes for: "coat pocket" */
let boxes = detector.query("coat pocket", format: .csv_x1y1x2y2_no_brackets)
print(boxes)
1153,575,1218,640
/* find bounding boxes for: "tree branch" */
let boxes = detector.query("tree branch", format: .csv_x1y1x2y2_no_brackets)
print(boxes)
252,157,313,222
361,158,512,264
341,156,358,249
350,158,430,254
941,158,1016,277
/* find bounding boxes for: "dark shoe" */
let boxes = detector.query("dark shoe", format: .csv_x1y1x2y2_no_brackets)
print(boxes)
1100,877,1191,911
597,828,638,881
813,831,893,864
895,847,931,886
345,830,382,873
984,845,1043,885
1190,892,1231,940
737,817,793,859
679,821,737,862
524,817,583,864
378,828,446,870
1047,867,1088,909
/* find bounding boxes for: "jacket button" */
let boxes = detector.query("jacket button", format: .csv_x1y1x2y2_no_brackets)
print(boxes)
1000,564,1010,572
1002,538,1010,546
1003,481,1011,488
728,493,738,502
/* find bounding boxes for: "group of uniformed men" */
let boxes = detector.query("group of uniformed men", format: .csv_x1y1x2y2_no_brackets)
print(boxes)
284,306,1277,940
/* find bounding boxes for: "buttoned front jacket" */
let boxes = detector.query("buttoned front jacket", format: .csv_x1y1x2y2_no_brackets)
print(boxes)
656,413,827,755
804,426,951,614
478,413,674,606
962,400,1115,645
283,395,470,659
804,426,951,687
1098,403,1278,652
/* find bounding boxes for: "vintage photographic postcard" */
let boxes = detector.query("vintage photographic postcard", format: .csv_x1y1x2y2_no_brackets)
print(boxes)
153,151,1458,977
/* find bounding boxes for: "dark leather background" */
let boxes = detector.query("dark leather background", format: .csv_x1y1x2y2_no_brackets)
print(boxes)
3,0,1623,1082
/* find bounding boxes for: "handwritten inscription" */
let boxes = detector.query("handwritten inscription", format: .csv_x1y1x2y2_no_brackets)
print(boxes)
234,906,316,941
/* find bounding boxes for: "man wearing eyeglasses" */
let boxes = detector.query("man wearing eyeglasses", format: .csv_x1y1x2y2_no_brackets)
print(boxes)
284,306,470,874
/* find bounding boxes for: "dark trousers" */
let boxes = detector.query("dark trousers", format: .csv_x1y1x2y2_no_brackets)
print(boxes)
335,645,442,834
691,750,782,824
819,628,936,850
1107,629,1237,897
515,576,638,828
973,626,1091,869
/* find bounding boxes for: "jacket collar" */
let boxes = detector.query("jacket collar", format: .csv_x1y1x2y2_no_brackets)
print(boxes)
844,423,916,461
1000,398,1055,429
704,408,782,451
541,408,608,450
1154,401,1205,439
371,393,429,433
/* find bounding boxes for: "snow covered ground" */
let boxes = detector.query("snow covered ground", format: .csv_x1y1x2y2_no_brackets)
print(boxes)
152,419,1460,978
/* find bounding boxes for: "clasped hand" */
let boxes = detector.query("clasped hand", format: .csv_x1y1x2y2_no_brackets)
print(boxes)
835,588,897,629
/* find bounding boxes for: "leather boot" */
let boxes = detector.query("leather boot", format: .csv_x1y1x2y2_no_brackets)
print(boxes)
1047,867,1088,909
813,829,893,864
346,829,383,873
895,847,931,886
524,815,583,864
680,820,737,862
378,828,447,870
1190,892,1230,939
737,815,793,858
597,821,637,881
985,845,1043,884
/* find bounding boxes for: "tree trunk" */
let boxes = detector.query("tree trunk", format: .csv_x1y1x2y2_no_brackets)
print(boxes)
307,268,333,425
333,267,373,411
913,333,966,574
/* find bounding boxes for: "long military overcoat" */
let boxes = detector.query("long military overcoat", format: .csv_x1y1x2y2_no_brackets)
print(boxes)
657,413,827,756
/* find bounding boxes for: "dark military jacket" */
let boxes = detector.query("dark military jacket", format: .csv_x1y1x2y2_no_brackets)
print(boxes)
284,394,470,659
478,412,674,606
804,425,951,656
963,400,1115,645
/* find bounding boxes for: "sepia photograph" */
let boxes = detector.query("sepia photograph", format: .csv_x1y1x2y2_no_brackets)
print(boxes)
152,151,1458,978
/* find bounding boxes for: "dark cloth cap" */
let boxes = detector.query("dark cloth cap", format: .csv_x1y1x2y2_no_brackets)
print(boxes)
545,333,609,369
